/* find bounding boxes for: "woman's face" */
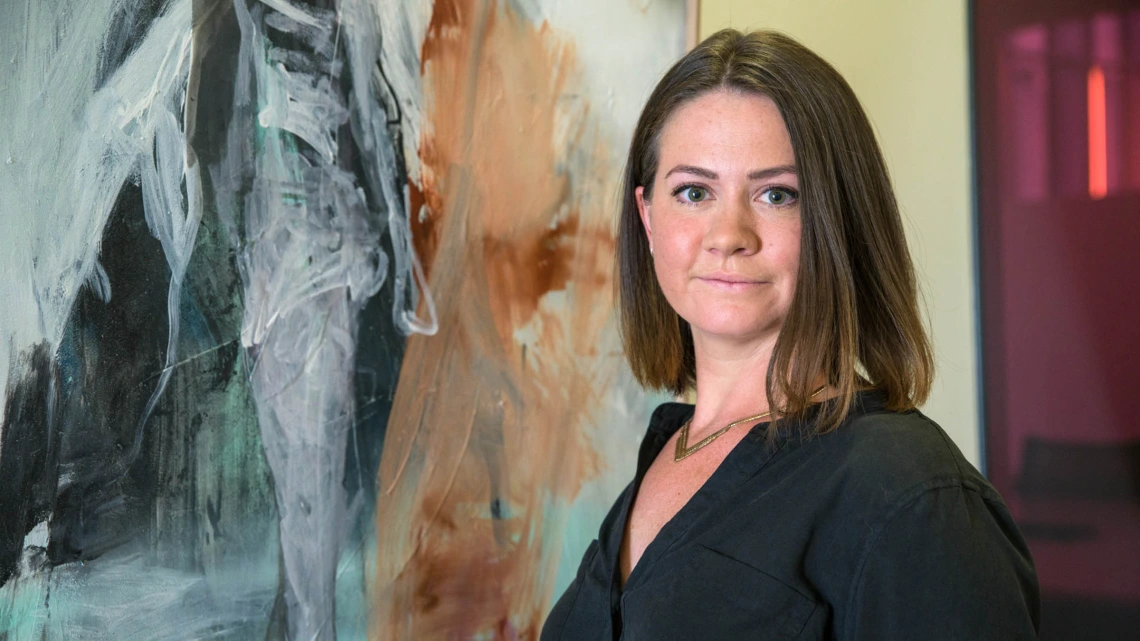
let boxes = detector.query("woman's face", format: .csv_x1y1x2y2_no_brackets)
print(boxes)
636,89,801,346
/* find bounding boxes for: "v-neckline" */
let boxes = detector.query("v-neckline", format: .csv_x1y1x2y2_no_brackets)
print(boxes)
611,406,788,596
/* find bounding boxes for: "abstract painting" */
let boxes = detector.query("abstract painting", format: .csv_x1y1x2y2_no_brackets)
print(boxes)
0,0,685,638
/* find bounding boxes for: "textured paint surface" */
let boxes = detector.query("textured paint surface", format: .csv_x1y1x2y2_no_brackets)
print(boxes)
0,0,682,639
370,1,683,638
0,2,287,637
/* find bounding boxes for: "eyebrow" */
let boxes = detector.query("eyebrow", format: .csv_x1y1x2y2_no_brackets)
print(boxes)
663,164,798,181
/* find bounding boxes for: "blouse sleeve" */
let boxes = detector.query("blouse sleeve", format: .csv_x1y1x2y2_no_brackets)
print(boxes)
842,484,1041,640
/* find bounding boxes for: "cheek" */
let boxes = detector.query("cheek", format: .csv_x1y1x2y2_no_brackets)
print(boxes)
781,239,801,273
650,234,699,298
652,219,700,262
652,249,686,292
776,228,802,293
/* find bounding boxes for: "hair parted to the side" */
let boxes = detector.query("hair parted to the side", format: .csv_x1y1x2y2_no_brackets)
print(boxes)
616,28,934,436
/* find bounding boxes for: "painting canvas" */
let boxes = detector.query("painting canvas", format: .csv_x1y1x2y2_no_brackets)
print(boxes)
0,0,685,638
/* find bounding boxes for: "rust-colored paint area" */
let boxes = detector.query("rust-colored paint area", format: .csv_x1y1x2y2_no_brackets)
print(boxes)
371,1,622,638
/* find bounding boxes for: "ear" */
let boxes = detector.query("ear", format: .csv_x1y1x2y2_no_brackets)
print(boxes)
635,186,653,255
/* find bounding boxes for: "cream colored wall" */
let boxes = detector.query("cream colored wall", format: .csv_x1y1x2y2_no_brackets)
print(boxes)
699,1,981,465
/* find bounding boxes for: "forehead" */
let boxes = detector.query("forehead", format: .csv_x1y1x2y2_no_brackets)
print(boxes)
657,90,794,171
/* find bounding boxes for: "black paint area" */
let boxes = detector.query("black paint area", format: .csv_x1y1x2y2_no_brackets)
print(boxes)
0,344,59,586
49,178,172,568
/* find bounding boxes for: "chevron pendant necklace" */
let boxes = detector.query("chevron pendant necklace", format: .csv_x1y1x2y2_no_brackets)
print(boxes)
674,386,826,462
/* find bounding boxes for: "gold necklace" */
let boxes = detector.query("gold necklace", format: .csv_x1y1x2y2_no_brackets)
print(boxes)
674,386,827,462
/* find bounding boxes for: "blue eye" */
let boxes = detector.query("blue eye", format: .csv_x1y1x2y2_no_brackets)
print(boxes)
759,187,798,207
673,185,709,203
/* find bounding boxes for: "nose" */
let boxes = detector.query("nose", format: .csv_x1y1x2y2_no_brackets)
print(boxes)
703,194,760,256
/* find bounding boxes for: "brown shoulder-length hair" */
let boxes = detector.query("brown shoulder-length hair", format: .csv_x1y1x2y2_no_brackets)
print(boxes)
617,28,934,435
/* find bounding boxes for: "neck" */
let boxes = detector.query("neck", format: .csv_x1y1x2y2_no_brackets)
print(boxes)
689,331,778,432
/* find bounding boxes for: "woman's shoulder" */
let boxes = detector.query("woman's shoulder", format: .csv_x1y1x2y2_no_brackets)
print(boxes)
814,402,1039,637
808,395,1000,508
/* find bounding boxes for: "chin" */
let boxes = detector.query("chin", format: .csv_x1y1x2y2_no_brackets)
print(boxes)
693,324,773,343
681,307,782,343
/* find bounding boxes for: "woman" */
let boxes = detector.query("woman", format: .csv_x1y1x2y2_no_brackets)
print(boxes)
540,29,1039,640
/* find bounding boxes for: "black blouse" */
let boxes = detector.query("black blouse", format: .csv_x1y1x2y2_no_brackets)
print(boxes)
540,391,1040,640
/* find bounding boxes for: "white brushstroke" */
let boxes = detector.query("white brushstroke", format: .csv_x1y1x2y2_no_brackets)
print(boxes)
212,0,438,636
84,261,112,304
130,41,205,468
21,521,49,550
372,0,431,187
257,35,350,162
532,0,687,165
341,0,436,337
261,0,324,30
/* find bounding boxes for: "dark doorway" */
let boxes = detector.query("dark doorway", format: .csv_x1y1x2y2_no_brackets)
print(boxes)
974,1,1140,638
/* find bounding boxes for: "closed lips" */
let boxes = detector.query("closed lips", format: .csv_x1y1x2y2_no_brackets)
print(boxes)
698,273,767,284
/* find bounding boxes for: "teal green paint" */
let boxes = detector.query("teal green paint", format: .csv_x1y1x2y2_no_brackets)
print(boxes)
0,573,49,640
334,529,378,641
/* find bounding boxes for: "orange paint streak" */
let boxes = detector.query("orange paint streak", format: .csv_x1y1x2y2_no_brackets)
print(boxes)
371,1,620,639
1088,65,1107,200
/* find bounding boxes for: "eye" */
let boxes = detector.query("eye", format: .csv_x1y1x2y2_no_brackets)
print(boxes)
685,187,708,202
672,184,710,204
758,186,799,207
